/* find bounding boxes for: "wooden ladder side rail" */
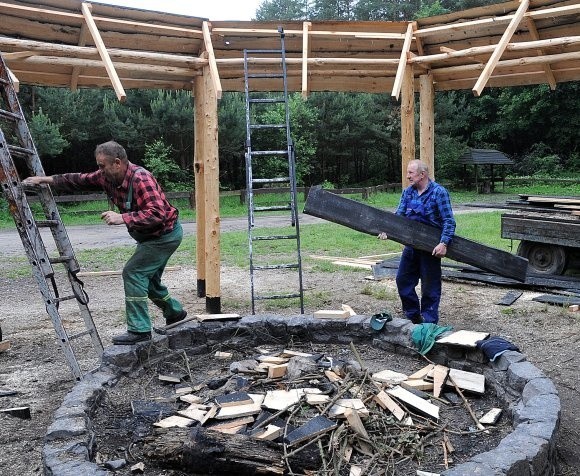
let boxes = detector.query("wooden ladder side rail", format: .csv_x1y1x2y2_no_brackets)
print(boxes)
303,186,528,282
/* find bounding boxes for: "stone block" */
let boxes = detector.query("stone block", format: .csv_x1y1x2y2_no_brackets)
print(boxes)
513,394,561,426
508,362,546,393
522,378,558,404
492,351,526,371
46,416,88,442
441,461,503,475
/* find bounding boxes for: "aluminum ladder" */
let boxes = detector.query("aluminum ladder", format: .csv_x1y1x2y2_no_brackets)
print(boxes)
243,27,304,314
0,53,103,380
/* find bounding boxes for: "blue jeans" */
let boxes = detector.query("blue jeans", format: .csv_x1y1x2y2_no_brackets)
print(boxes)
396,246,442,324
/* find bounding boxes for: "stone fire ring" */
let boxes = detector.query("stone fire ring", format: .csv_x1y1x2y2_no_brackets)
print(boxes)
43,315,560,476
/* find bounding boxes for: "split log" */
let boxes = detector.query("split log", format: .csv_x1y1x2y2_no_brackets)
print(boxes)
143,426,321,475
303,187,528,281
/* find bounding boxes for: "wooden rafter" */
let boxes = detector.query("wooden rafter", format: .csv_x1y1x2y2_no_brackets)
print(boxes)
301,21,311,99
81,2,126,101
202,21,223,100
473,0,530,96
392,23,414,100
525,17,557,90
70,22,90,91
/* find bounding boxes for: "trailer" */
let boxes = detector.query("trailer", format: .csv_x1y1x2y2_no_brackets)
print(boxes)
501,209,580,275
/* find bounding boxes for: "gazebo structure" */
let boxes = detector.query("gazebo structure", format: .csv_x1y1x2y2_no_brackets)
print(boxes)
1,0,579,312
458,148,515,192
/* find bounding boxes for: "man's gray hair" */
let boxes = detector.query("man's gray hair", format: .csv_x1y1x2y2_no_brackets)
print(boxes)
95,141,128,163
410,159,429,176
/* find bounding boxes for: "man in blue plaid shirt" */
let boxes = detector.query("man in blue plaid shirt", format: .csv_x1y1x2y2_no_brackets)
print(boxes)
379,159,455,324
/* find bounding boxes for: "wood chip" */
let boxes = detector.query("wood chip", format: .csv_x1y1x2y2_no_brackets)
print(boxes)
0,341,11,353
328,399,369,419
153,415,195,428
479,407,503,425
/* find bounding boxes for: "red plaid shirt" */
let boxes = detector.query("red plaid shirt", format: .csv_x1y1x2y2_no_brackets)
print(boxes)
53,162,178,237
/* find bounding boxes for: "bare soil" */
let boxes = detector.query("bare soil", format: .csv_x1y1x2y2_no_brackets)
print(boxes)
1,248,579,475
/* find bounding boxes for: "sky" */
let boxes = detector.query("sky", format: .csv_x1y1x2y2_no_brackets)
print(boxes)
97,0,265,21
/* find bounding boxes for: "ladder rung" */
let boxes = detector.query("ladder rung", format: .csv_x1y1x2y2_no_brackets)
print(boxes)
253,263,299,270
248,73,284,79
252,177,290,184
254,205,291,212
250,124,286,129
53,294,77,303
251,150,288,156
0,109,22,121
252,234,297,241
245,49,283,54
8,144,35,157
249,98,285,104
49,255,74,264
255,293,301,301
36,220,60,227
67,330,93,341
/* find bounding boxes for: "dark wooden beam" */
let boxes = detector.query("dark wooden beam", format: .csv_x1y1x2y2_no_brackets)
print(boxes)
303,186,528,281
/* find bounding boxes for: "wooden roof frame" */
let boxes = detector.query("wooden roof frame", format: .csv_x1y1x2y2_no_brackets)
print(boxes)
2,0,579,312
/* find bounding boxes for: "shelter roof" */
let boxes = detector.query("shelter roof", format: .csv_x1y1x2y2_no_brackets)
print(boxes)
0,0,579,99
458,148,515,165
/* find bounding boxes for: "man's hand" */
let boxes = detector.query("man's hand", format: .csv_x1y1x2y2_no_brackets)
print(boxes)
377,232,388,240
101,211,124,226
22,176,52,186
432,242,447,258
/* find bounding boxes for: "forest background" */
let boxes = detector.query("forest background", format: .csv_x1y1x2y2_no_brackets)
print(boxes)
14,0,580,192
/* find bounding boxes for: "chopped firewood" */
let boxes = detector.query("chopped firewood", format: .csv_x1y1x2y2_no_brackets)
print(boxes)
401,379,434,391
0,406,30,419
436,330,489,348
387,386,440,421
153,415,195,428
175,385,192,396
374,391,405,421
344,408,369,439
196,313,241,322
280,349,313,358
257,355,288,365
328,399,369,419
158,374,182,384
432,365,449,398
0,341,11,353
372,369,408,385
350,465,363,476
267,364,288,379
215,351,233,359
263,388,321,411
341,304,356,316
177,407,207,422
208,416,255,431
215,392,254,407
179,394,203,404
130,461,145,473
344,445,353,462
407,364,434,380
313,309,350,319
446,368,485,395
254,424,284,441
479,407,503,425
214,394,264,420
306,394,330,405
285,415,338,447
325,370,342,382
200,405,218,426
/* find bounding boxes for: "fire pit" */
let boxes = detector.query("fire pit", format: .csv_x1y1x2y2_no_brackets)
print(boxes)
43,315,560,475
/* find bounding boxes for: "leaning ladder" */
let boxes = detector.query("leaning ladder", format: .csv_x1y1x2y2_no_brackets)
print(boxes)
0,53,103,380
243,27,305,314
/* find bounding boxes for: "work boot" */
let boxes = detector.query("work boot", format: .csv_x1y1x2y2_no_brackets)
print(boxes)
166,310,187,326
409,314,424,325
112,330,151,345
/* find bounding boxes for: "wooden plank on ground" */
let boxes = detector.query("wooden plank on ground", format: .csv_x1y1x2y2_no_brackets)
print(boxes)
153,415,195,428
303,187,528,281
177,407,207,422
386,386,440,421
432,365,449,399
215,392,254,407
532,294,580,306
313,309,350,319
496,290,523,306
479,408,503,425
214,394,264,420
285,415,337,447
374,391,406,421
328,399,369,418
372,369,408,385
407,364,434,380
445,369,485,395
436,330,490,348
402,379,434,391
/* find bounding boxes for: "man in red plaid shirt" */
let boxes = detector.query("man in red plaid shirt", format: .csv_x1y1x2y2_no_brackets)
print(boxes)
24,141,187,345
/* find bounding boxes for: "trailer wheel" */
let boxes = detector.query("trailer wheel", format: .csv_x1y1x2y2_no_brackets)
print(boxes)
517,241,567,275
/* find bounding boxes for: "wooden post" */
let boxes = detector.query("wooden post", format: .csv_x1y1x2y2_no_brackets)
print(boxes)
419,73,435,180
193,77,206,298
401,64,415,188
202,65,221,313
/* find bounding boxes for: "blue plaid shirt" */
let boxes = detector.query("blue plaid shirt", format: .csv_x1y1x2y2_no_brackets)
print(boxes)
396,180,456,245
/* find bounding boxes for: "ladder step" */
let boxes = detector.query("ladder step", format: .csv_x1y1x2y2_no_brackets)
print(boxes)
36,219,60,227
248,73,284,79
250,123,286,129
254,205,292,212
67,329,93,341
253,263,299,270
252,177,290,184
8,144,35,158
49,255,74,264
245,49,283,54
53,294,78,304
255,293,302,301
250,150,288,156
0,109,22,121
252,234,297,241
249,98,285,104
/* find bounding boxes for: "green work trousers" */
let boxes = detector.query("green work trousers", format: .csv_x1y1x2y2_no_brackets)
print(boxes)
123,221,184,332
